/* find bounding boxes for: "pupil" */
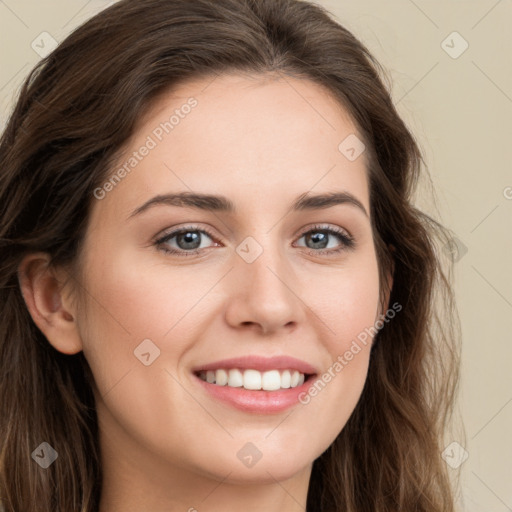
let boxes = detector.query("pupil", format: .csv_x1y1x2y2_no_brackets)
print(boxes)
178,231,201,249
308,232,327,249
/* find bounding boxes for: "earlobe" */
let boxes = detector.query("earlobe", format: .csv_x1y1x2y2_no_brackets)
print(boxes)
17,253,83,355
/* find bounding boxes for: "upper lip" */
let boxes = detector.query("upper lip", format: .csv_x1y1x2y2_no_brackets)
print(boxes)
192,355,318,375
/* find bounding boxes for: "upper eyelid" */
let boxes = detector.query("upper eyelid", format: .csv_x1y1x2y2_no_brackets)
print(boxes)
155,225,216,242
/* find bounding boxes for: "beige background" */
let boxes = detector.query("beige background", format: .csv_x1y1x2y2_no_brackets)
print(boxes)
1,1,511,510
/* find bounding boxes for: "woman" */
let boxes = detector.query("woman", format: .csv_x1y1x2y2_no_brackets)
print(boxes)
0,0,461,510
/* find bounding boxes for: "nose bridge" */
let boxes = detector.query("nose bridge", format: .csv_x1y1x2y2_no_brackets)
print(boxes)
225,229,302,333
237,230,291,294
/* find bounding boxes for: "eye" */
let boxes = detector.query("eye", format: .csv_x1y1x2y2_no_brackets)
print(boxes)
154,223,355,257
155,225,218,256
294,224,355,255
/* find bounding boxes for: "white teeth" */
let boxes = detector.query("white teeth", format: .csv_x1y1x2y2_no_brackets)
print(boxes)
198,368,307,390
216,369,228,386
228,369,243,387
261,370,281,391
243,369,261,390
281,370,291,388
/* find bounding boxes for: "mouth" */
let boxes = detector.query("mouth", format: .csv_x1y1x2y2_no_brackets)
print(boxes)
195,368,312,390
191,355,318,414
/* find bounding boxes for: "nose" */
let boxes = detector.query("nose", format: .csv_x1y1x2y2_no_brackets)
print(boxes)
223,239,305,336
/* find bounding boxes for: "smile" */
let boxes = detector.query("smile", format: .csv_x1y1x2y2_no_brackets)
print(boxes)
192,355,318,414
196,368,306,390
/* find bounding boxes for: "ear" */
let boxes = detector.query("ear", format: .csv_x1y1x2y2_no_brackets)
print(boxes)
17,253,83,355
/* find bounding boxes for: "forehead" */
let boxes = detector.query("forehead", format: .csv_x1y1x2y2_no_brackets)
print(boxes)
94,72,370,220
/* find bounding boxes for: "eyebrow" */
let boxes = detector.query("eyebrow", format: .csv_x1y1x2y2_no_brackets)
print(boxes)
128,190,369,219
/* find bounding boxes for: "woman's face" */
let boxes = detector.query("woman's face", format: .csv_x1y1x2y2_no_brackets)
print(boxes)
74,73,385,487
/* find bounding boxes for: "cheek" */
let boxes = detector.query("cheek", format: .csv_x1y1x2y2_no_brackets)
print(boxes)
296,320,374,458
297,254,379,433
82,234,206,324
305,249,381,349
75,245,183,394
76,241,233,403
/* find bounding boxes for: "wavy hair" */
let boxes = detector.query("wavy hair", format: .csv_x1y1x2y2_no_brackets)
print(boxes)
0,0,461,510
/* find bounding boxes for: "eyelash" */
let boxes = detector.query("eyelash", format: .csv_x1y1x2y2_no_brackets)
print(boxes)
155,223,355,258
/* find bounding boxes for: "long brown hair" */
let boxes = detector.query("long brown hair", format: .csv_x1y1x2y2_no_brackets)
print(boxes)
0,0,461,510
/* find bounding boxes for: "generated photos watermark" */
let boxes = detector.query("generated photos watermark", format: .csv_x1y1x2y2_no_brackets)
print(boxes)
298,301,402,405
93,97,198,200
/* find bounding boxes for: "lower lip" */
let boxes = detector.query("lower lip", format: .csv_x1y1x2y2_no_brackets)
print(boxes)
193,373,315,414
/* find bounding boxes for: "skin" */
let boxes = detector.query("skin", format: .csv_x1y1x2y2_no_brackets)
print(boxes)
19,72,392,512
